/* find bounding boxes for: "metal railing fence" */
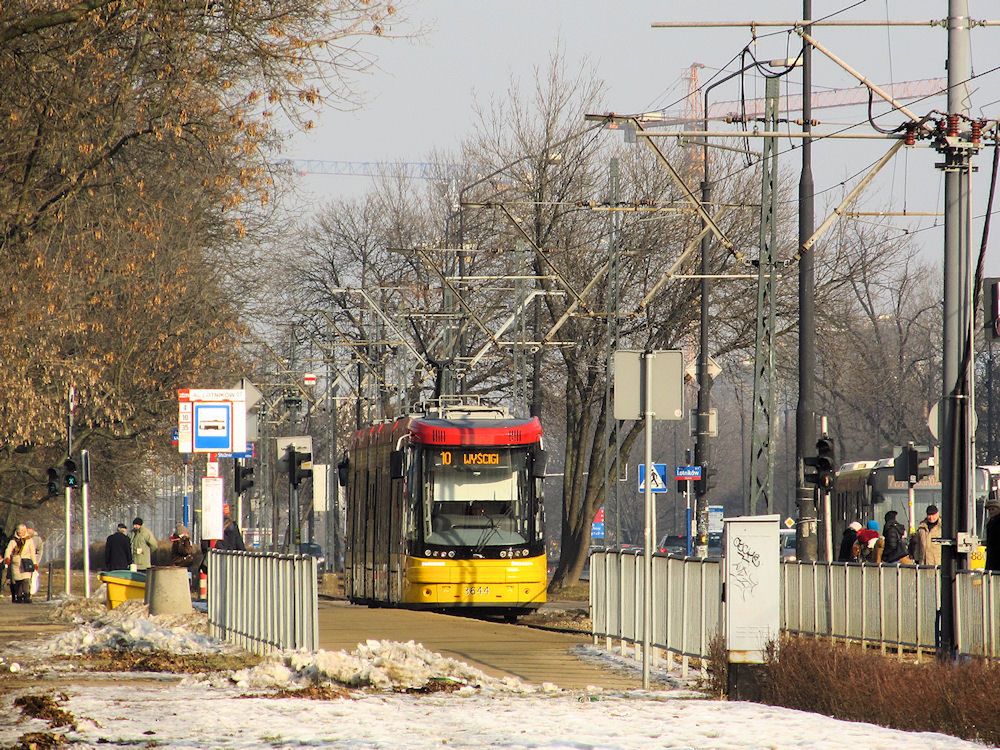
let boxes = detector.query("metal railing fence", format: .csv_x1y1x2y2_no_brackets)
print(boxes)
208,550,319,654
593,551,1000,662
780,561,940,655
590,550,721,664
956,570,1000,658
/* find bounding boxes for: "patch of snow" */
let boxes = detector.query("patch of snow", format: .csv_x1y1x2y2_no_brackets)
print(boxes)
573,644,702,694
18,601,227,661
229,639,536,693
2,681,981,750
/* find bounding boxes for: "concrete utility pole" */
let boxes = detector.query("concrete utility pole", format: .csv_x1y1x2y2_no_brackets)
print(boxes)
939,0,974,660
795,0,818,563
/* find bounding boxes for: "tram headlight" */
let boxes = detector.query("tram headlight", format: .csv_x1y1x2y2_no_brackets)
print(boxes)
448,551,455,558
500,550,508,558
424,550,431,557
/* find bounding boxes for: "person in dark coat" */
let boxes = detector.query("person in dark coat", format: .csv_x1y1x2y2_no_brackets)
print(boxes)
104,523,133,570
838,521,862,562
985,500,1000,572
881,510,909,563
221,514,246,552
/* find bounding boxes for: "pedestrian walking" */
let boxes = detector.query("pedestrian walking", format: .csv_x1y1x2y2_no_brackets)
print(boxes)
3,524,39,603
26,527,42,597
880,510,910,563
129,517,158,572
838,521,862,562
104,523,133,571
913,504,942,565
985,499,1000,572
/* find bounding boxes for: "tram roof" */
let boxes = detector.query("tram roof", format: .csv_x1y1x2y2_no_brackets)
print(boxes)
409,415,543,447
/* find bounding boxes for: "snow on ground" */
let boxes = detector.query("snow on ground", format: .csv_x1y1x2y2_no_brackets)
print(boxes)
228,639,542,693
2,680,985,750
0,605,990,749
573,643,702,693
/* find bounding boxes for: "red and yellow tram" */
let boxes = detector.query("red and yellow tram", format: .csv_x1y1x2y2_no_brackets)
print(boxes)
339,401,547,617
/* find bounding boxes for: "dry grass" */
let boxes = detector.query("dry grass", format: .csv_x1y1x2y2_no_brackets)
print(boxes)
2,731,68,750
755,637,1000,746
69,649,260,674
12,694,76,729
252,684,353,700
548,580,589,602
704,632,727,698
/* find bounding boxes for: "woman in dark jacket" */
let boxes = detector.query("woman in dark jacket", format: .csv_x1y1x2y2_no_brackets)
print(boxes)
881,510,909,563
838,521,862,562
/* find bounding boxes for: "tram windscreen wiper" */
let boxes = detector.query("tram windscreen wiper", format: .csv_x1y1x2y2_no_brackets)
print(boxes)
472,517,500,554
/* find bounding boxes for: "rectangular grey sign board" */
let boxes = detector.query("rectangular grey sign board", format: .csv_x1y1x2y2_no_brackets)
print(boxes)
613,349,685,421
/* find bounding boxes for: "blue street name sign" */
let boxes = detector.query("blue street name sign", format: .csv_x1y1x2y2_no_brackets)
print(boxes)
218,443,254,459
675,465,703,480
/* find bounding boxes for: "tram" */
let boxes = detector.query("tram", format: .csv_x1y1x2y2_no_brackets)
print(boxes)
830,457,991,554
338,398,548,617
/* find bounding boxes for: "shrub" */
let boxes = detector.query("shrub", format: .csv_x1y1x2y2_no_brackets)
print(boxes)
759,636,1000,746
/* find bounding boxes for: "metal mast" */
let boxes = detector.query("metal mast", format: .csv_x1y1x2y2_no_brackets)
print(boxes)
749,77,780,515
939,0,974,660
796,0,819,562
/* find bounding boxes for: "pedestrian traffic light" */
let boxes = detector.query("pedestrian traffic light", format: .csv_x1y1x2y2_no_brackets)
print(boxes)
46,468,60,496
63,457,78,488
290,448,312,488
234,460,255,495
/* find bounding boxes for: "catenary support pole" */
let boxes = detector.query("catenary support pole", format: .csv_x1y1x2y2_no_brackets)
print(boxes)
796,0,819,562
939,0,974,661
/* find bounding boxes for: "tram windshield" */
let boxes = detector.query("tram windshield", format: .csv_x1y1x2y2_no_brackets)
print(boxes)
421,446,535,549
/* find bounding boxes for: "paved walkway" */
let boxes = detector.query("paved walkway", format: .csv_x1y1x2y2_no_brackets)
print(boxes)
318,599,646,690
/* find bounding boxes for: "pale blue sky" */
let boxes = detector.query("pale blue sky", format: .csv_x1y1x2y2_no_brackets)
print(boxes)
284,1,1000,268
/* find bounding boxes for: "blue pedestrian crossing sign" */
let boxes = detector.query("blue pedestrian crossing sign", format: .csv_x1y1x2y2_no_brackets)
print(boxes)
637,463,669,493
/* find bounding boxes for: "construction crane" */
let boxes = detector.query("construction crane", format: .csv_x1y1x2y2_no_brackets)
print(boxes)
663,64,946,125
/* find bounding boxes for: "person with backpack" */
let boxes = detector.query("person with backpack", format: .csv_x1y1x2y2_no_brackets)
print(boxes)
913,504,942,565
854,520,880,563
880,510,909,563
838,521,862,562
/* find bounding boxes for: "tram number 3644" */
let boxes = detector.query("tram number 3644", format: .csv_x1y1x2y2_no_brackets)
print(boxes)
463,585,490,596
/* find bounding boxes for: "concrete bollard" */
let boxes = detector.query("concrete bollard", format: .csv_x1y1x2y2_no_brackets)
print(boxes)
146,566,193,615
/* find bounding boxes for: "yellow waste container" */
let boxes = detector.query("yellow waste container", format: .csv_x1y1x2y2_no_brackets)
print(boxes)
99,570,147,609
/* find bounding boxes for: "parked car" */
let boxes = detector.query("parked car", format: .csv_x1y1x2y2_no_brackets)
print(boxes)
779,530,797,561
298,542,326,579
657,534,687,555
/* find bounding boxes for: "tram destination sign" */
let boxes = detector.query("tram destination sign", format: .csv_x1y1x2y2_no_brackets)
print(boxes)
435,448,510,468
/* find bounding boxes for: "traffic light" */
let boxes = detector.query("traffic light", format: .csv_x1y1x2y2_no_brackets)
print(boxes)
63,457,78,488
46,468,60,496
234,459,255,495
893,443,934,483
805,437,836,490
288,447,312,488
986,278,1000,339
815,437,836,490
